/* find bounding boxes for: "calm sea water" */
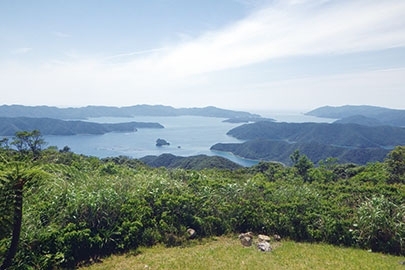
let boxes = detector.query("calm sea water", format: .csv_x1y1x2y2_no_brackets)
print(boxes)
44,112,334,167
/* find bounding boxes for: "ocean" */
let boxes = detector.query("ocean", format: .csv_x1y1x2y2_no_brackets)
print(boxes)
43,112,335,167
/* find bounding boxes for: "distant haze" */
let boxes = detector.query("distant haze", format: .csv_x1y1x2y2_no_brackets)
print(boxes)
1,0,404,111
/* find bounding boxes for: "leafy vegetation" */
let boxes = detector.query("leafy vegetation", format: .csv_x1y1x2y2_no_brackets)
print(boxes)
0,131,405,269
140,153,242,170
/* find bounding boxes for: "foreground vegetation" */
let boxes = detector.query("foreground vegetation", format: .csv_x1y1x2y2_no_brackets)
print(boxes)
83,237,405,270
1,131,405,269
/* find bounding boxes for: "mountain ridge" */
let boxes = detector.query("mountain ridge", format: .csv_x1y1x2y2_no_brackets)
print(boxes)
306,105,405,126
210,120,405,165
0,117,163,136
0,104,260,119
211,140,389,165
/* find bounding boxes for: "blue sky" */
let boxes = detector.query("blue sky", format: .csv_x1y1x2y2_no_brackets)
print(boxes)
1,0,405,112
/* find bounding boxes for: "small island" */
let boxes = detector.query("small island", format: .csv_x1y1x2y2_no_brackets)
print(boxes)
156,138,170,147
223,116,274,123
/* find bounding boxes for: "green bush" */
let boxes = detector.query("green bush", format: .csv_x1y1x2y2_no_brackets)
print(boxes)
355,195,405,254
1,148,405,269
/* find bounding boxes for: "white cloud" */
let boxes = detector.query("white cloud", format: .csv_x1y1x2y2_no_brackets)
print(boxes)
1,0,405,110
104,47,169,62
145,0,405,78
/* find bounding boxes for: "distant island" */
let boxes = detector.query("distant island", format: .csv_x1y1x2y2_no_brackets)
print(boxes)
211,105,405,165
3,104,404,166
0,104,261,136
306,105,405,127
0,104,260,120
223,116,274,123
0,117,163,136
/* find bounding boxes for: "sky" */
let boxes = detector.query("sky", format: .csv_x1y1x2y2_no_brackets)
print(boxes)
1,0,405,112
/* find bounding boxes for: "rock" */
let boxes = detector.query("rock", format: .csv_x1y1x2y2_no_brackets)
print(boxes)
239,232,254,247
257,241,272,252
273,234,281,241
186,228,196,239
258,234,271,242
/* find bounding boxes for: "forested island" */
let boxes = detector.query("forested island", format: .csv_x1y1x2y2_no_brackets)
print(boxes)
211,105,405,165
306,105,405,127
0,104,260,136
211,121,405,165
0,104,260,119
0,117,163,136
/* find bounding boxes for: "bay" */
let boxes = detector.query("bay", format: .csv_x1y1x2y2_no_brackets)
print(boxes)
44,115,258,167
43,112,334,167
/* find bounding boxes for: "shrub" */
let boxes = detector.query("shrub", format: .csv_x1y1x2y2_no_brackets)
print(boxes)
354,195,405,255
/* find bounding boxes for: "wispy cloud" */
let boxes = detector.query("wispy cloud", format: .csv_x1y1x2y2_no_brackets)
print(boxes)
104,48,169,62
11,47,32,54
18,0,405,79
1,0,404,110
137,0,405,77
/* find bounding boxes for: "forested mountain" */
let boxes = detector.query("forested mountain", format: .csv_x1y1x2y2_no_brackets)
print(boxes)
0,117,163,136
211,140,389,165
306,105,405,126
0,104,259,119
332,115,383,126
227,121,405,148
211,121,405,165
140,153,242,170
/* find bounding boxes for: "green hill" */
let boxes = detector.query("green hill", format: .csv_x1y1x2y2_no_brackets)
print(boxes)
140,153,242,170
211,121,405,164
0,117,163,136
306,105,405,127
226,121,405,148
211,140,389,165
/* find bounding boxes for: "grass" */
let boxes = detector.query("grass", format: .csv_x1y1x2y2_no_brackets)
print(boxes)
82,236,405,270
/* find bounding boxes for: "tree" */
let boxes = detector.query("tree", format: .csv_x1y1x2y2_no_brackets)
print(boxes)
11,130,46,159
0,138,9,149
0,163,24,270
0,131,49,269
385,146,405,184
290,150,314,182
0,161,49,270
60,145,71,153
313,157,339,182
